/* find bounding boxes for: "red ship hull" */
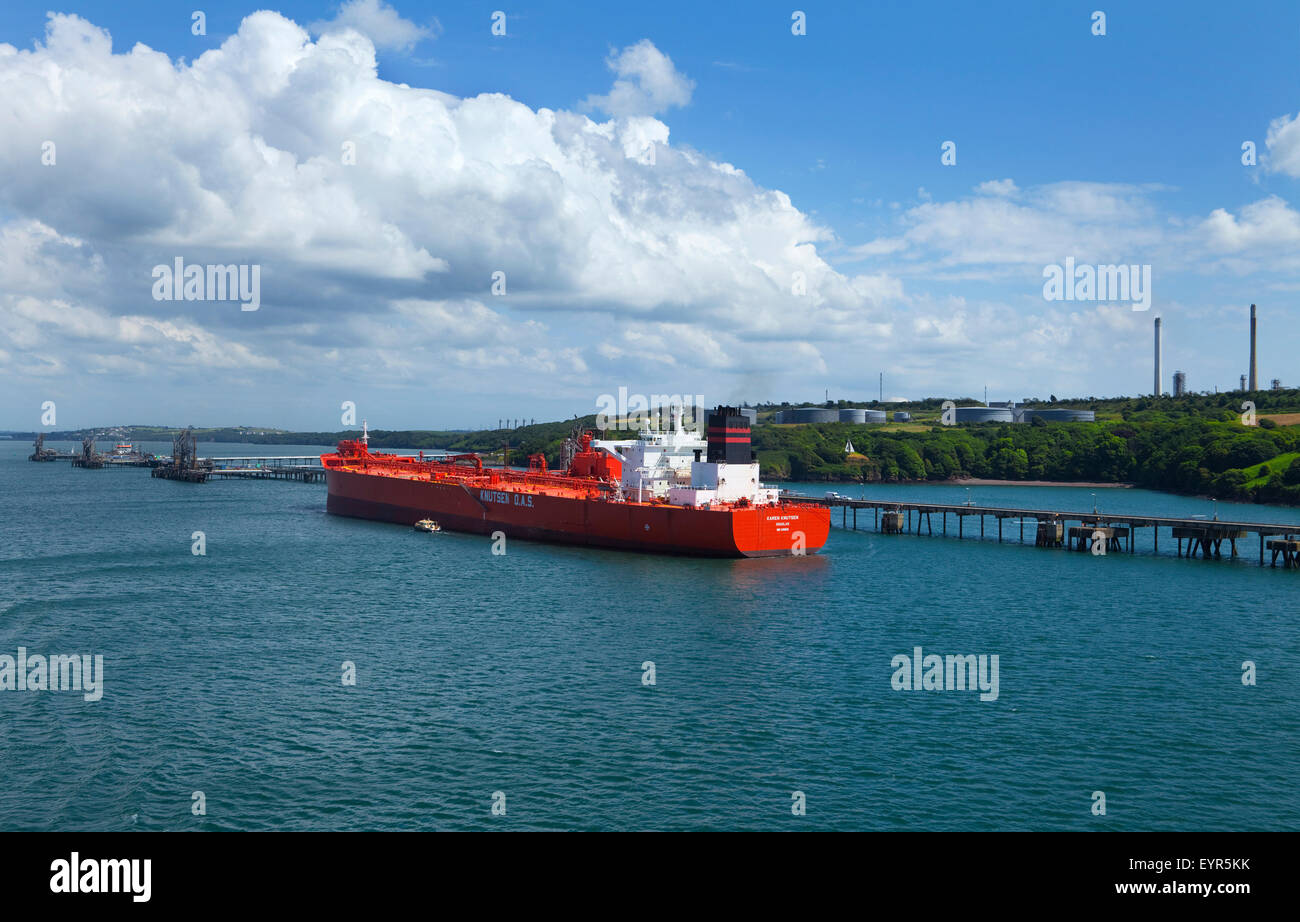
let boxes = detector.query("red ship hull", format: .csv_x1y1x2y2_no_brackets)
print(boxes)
324,467,830,558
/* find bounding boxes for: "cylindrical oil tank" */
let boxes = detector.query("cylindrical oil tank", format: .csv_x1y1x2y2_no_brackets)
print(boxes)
953,406,1014,424
788,407,839,423
1025,408,1095,422
838,408,867,423
893,411,911,422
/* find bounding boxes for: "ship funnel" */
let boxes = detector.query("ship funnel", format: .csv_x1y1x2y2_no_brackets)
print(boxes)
706,406,751,464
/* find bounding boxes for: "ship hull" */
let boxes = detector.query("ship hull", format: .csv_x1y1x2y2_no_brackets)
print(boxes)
325,469,829,557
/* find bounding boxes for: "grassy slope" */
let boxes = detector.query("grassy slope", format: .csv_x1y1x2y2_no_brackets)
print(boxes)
1242,452,1300,488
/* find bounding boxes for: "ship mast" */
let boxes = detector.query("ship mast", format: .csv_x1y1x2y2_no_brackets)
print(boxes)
362,419,369,448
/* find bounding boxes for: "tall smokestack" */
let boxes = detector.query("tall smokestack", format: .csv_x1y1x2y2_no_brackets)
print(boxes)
1249,304,1257,392
1153,316,1162,396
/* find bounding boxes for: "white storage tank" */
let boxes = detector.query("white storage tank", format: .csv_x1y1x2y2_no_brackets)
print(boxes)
953,406,1014,424
789,407,840,423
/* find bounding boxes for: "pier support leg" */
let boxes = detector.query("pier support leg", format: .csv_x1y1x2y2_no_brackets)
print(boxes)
1154,527,1158,555
959,516,962,539
943,511,947,534
1020,518,1024,543
1260,534,1264,566
998,518,1002,543
980,515,984,538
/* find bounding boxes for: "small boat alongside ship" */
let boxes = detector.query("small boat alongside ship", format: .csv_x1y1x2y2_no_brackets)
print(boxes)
414,519,441,532
322,407,830,557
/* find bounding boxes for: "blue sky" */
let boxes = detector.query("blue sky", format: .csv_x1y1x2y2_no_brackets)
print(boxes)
1,1,1298,429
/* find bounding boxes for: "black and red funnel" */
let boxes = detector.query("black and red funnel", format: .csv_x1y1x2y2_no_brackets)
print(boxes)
706,406,751,464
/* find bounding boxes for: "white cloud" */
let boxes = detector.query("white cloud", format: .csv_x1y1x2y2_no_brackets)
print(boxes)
1265,111,1300,177
0,13,894,423
847,182,1178,275
1198,195,1300,254
4,11,1290,424
583,39,695,117
974,179,1018,197
310,0,437,53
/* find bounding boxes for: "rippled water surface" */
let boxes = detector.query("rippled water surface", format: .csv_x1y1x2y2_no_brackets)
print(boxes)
2,442,1297,830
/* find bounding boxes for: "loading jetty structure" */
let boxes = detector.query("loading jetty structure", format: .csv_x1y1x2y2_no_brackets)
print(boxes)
151,427,212,483
205,456,327,483
28,434,59,462
69,437,104,469
806,495,1300,568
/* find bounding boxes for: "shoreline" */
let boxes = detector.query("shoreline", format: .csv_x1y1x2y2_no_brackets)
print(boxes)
947,478,1135,489
779,477,1137,489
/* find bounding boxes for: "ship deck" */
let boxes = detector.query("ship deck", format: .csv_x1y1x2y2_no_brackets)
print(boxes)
322,457,815,512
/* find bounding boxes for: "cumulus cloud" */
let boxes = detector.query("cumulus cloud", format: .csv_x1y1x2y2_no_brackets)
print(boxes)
1198,195,1300,257
310,0,437,53
974,179,1018,197
6,10,1290,425
583,39,695,117
847,182,1165,275
0,12,897,424
1264,111,1300,177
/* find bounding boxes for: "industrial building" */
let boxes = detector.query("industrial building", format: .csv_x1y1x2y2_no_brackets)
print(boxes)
1158,304,1270,396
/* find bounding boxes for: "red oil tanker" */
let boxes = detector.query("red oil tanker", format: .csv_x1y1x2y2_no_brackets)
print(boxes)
321,407,830,557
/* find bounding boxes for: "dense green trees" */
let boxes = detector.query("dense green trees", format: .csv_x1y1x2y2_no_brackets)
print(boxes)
92,390,1300,507
745,414,1300,506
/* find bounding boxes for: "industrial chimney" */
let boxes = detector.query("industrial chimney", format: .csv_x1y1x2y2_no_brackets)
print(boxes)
1153,316,1162,396
1249,304,1257,392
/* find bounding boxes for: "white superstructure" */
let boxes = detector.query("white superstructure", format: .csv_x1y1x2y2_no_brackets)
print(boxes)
593,408,705,502
593,407,780,508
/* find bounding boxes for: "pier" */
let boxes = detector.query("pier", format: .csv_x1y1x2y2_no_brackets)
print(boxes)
199,454,437,484
802,495,1300,567
207,461,326,483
